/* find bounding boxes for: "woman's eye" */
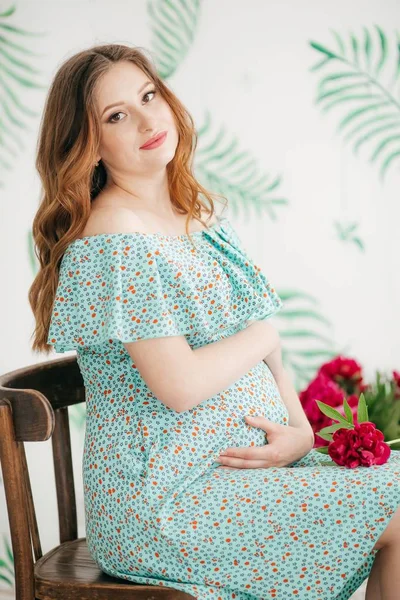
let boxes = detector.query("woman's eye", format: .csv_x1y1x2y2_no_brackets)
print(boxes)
108,89,157,124
108,111,124,124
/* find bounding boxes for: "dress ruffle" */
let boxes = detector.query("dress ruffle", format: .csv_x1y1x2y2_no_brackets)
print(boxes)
47,216,283,352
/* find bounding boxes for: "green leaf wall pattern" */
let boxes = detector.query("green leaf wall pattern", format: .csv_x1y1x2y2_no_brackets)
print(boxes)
193,110,289,222
0,534,14,588
0,3,47,189
147,0,201,79
276,291,338,390
334,220,365,251
310,26,400,183
0,3,48,588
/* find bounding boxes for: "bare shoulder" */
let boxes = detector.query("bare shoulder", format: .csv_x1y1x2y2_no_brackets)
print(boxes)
79,206,149,238
78,202,220,238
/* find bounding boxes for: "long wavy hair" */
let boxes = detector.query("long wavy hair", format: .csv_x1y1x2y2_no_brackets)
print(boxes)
29,43,227,355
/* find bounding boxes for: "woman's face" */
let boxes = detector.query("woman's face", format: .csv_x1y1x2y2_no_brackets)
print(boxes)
94,61,179,178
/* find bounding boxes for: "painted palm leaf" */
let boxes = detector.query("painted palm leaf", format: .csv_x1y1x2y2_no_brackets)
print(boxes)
276,290,339,391
0,534,14,587
148,0,201,78
194,110,288,220
334,220,365,251
310,26,400,182
0,4,46,189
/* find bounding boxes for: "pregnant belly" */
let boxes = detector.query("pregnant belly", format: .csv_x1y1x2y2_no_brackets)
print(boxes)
201,359,290,451
115,360,290,490
82,361,291,515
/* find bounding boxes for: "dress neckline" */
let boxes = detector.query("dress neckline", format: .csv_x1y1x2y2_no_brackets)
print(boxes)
68,215,228,244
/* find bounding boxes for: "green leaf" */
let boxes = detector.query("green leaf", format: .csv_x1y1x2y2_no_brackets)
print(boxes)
363,26,372,70
344,113,400,144
380,149,400,182
343,222,359,234
194,113,289,224
147,0,202,79
316,83,370,103
0,572,13,585
321,93,383,114
343,397,354,424
315,432,333,441
318,72,366,94
279,329,332,344
357,393,369,423
315,446,330,454
354,120,400,155
0,6,17,18
374,25,388,78
351,31,359,66
309,26,400,183
309,41,338,60
330,29,346,55
352,237,365,251
271,309,331,326
317,422,347,435
285,349,337,359
277,290,319,302
4,534,14,564
369,134,400,163
337,101,391,133
0,5,47,189
315,400,353,425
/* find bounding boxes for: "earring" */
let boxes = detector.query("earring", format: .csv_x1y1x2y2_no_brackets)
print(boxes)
95,159,100,167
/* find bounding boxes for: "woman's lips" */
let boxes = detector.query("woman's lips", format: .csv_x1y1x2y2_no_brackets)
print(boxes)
140,131,167,150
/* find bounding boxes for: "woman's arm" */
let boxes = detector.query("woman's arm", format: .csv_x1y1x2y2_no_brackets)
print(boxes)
263,343,315,445
184,320,280,412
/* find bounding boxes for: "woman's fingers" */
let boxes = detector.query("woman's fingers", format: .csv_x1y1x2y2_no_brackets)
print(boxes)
217,456,270,469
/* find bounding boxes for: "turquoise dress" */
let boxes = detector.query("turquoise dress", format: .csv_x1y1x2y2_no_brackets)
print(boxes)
47,214,400,600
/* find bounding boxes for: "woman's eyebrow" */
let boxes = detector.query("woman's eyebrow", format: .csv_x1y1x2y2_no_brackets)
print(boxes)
101,80,153,116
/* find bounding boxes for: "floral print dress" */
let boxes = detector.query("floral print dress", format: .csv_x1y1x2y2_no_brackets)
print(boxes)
47,214,400,600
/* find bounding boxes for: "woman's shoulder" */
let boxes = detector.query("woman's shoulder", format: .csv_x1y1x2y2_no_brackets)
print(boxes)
77,203,219,239
77,205,148,238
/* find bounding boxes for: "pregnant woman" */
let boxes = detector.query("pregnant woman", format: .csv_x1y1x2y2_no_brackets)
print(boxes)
29,43,400,600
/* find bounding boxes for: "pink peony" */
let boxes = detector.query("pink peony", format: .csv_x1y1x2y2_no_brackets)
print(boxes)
300,373,344,423
393,370,400,399
299,374,359,448
317,356,365,396
328,422,391,468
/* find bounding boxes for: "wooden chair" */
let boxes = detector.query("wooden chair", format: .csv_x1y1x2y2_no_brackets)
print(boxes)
0,355,194,600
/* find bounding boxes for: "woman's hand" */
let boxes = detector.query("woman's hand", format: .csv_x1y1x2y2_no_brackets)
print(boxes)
216,416,314,469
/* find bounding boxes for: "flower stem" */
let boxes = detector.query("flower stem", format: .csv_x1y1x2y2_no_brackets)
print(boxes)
386,438,400,446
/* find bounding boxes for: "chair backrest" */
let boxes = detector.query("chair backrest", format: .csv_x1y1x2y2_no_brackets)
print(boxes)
0,355,84,600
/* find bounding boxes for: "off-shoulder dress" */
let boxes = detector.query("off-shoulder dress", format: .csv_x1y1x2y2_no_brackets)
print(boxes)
47,215,400,600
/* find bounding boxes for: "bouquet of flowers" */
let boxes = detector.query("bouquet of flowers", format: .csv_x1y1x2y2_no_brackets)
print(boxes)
299,356,400,468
